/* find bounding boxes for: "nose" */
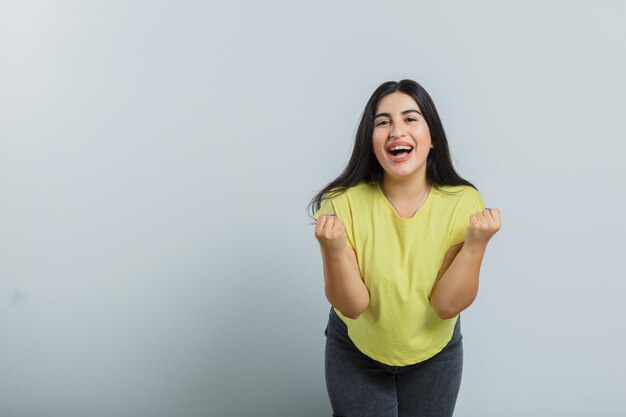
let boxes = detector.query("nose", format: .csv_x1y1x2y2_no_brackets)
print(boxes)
389,126,406,140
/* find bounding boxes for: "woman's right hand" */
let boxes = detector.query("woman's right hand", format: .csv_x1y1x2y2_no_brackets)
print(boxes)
314,214,347,256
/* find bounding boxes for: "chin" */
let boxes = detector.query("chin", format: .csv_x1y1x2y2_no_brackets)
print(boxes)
385,169,417,179
384,164,424,179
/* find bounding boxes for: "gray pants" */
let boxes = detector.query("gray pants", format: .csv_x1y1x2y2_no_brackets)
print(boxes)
324,308,463,417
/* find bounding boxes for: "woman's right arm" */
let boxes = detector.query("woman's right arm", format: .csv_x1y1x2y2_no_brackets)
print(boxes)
315,214,370,319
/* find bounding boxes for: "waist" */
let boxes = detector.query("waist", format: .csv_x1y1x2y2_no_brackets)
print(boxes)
325,307,462,366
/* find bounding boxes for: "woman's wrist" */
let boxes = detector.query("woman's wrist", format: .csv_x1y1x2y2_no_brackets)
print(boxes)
462,240,488,256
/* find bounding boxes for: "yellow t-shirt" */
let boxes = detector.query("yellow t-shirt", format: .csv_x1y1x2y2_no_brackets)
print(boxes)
314,181,485,366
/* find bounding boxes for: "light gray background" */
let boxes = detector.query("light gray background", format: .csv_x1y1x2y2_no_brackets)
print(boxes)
1,1,625,416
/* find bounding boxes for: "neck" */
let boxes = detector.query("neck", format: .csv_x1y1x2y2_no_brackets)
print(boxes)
381,174,429,201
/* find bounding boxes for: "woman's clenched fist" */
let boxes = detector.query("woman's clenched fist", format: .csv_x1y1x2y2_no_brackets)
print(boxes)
314,214,347,256
465,208,501,247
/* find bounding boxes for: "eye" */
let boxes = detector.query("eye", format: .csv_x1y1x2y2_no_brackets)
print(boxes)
406,117,418,123
376,119,390,126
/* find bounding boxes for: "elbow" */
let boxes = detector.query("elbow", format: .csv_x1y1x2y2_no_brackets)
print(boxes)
430,291,476,320
433,307,459,320
430,299,464,320
336,300,369,320
341,309,364,320
326,288,370,320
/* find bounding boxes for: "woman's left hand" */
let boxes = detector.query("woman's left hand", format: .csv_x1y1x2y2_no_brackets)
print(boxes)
465,208,501,248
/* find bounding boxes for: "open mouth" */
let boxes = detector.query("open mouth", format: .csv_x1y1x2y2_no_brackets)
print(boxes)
388,145,414,158
386,141,415,162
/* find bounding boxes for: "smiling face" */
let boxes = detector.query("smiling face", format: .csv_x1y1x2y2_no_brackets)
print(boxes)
372,92,433,183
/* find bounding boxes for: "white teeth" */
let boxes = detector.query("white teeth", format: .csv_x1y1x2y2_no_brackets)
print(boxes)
389,145,413,151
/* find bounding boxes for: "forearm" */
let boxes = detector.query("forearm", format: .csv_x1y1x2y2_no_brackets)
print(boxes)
430,243,487,319
321,248,370,319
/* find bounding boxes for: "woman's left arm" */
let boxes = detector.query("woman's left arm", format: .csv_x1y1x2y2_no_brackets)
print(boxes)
429,208,501,320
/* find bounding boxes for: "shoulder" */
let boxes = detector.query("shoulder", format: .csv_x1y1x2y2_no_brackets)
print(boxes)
431,185,485,211
313,182,374,224
317,182,378,221
325,181,378,204
433,184,481,200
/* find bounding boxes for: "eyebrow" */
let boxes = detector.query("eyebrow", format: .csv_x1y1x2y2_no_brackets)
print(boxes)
374,109,422,119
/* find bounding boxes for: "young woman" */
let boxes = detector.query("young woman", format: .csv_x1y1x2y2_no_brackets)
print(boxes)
309,79,501,417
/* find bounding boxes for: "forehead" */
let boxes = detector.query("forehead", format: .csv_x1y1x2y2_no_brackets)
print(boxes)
375,92,421,114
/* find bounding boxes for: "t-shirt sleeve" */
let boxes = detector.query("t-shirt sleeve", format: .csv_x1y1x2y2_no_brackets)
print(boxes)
313,194,356,250
313,197,335,221
447,187,486,247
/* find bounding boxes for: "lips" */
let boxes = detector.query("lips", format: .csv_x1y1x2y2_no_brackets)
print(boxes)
386,140,414,163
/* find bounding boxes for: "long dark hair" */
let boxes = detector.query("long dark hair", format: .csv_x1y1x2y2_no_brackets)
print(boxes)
308,79,475,215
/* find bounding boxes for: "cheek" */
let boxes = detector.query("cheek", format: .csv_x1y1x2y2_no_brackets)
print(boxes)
372,134,386,151
413,125,430,140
